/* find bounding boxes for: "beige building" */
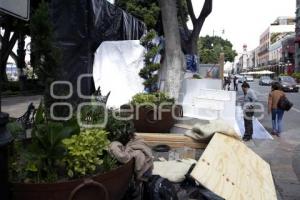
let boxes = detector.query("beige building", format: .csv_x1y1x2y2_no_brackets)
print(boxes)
258,17,295,68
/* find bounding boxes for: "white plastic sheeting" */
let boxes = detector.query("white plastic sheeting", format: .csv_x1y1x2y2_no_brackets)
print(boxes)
236,106,273,139
179,79,241,136
180,79,234,120
93,40,145,108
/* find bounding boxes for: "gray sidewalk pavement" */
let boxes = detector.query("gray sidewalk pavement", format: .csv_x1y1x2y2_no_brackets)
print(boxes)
1,95,41,118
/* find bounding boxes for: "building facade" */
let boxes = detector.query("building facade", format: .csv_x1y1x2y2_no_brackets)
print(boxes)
258,17,295,68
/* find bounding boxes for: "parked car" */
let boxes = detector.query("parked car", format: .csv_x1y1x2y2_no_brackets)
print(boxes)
245,75,254,82
259,76,272,86
236,75,245,83
277,76,299,92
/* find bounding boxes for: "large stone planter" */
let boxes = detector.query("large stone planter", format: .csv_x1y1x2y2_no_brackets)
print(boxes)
11,159,134,200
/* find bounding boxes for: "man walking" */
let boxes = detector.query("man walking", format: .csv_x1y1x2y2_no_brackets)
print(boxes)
234,76,238,91
241,81,257,141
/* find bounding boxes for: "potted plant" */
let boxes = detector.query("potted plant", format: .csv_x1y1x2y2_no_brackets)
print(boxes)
129,92,182,133
128,31,182,133
9,102,135,200
8,1,136,199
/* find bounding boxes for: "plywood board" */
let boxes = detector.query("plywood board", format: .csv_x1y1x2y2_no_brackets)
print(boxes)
191,133,277,200
135,133,207,149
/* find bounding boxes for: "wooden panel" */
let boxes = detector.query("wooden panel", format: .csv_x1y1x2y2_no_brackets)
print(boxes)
135,133,207,149
191,133,277,200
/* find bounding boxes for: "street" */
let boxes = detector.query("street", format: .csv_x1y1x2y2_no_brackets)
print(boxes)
235,79,300,200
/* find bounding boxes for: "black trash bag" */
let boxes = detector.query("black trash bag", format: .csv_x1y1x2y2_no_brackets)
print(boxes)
143,175,178,200
180,163,224,200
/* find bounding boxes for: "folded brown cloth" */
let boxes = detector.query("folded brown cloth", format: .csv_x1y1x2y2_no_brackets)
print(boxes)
109,137,153,181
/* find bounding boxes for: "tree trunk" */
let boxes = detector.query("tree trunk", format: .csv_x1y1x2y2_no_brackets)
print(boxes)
158,0,185,101
17,33,26,90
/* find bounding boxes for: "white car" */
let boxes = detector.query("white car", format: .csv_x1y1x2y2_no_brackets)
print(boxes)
245,75,254,82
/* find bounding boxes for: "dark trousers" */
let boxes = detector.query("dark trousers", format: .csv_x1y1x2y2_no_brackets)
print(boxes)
234,84,238,91
244,111,254,137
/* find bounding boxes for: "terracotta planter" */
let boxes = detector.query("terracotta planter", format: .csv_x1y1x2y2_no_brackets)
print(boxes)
133,105,183,133
11,159,134,200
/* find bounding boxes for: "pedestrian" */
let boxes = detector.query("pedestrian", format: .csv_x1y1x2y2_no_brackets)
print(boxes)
268,82,285,137
234,76,238,91
241,81,257,141
227,77,231,91
223,77,227,90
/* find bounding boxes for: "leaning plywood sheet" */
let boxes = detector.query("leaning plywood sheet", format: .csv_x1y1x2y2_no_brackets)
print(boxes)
191,133,277,200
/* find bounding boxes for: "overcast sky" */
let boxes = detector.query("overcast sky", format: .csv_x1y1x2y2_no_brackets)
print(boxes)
189,0,296,53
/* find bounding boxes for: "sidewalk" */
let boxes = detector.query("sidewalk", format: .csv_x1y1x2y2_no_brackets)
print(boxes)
246,131,300,200
1,95,41,118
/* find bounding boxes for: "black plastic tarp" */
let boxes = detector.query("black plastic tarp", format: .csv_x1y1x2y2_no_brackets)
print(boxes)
50,0,146,101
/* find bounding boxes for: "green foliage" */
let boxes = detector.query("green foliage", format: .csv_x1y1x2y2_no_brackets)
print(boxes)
79,101,106,126
62,129,110,177
292,72,300,81
198,36,237,64
7,122,25,139
9,102,80,183
131,92,175,105
192,74,202,79
139,30,161,92
115,0,160,29
30,0,61,117
115,0,188,31
105,109,135,145
102,154,118,172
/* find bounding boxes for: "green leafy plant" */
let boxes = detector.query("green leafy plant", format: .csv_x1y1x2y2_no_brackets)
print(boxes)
192,74,202,79
105,109,135,145
139,30,161,93
131,92,175,105
9,102,80,183
79,102,106,126
7,122,25,139
30,0,62,118
292,72,300,82
62,129,110,178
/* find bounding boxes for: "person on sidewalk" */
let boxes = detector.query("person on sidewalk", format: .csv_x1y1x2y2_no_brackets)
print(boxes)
223,77,228,90
227,76,231,91
234,76,238,91
268,82,285,137
241,81,257,141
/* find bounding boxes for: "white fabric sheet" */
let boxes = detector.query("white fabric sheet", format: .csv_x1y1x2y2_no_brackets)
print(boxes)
93,40,145,108
236,106,273,139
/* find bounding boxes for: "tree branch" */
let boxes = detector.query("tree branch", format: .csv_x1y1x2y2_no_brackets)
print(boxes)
3,32,18,59
186,0,196,25
197,0,212,24
177,0,189,34
0,35,18,62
